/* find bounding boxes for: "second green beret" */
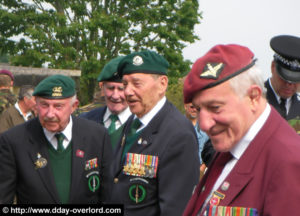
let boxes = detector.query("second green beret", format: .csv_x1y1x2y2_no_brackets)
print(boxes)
97,56,125,82
117,50,169,77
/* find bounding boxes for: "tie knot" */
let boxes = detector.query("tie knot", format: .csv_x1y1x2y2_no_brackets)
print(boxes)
131,118,142,130
55,133,65,141
215,152,233,167
110,114,119,122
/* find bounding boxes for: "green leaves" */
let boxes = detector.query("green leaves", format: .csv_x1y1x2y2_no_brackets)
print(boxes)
0,0,202,104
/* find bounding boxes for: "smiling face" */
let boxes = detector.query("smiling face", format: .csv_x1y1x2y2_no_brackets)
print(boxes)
192,81,256,152
122,73,168,118
271,61,300,99
102,81,128,115
36,96,78,132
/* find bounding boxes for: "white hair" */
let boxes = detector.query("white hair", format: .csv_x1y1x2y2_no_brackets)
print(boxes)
229,65,266,98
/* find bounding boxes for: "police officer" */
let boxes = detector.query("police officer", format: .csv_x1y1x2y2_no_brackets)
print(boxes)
0,74,112,204
0,69,17,115
80,56,132,149
265,35,300,134
110,50,200,216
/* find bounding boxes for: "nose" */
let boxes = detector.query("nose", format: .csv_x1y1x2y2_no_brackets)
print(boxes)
46,106,55,118
198,110,215,132
124,84,134,97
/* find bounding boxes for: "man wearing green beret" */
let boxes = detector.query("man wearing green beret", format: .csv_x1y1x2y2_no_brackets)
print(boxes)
0,74,112,204
80,56,132,149
110,50,200,215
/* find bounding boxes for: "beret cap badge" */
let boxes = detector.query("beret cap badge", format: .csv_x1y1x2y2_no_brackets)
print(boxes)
52,86,63,97
200,63,224,79
133,55,144,66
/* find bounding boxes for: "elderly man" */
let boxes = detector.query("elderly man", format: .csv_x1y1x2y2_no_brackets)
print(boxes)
183,44,300,216
110,50,200,216
0,74,112,204
0,85,36,133
265,35,300,134
80,56,132,149
0,69,17,115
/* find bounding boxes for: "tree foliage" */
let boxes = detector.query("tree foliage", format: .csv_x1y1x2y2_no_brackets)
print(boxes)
0,0,201,104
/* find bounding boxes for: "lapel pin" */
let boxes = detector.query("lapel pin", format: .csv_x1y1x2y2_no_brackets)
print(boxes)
221,181,230,191
76,149,84,158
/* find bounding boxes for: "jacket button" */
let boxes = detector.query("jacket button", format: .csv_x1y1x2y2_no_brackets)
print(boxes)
114,178,119,184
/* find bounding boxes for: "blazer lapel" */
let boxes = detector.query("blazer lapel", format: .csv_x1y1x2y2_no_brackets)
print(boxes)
68,116,86,203
27,118,61,203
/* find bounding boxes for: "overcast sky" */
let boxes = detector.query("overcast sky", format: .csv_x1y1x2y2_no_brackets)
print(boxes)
183,0,300,79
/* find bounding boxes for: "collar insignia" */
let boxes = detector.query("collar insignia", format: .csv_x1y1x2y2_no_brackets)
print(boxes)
200,62,224,79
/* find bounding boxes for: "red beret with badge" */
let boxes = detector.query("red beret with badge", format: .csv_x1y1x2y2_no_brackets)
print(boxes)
183,44,256,103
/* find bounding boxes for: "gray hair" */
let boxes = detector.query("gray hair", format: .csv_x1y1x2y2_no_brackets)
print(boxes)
18,85,35,100
229,65,266,98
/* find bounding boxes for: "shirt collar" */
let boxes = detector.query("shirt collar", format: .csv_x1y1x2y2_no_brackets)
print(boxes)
104,107,132,125
231,103,271,160
15,102,33,121
138,96,166,129
43,116,73,143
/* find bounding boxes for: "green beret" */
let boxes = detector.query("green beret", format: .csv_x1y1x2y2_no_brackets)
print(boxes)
117,50,169,77
97,56,124,82
33,74,76,99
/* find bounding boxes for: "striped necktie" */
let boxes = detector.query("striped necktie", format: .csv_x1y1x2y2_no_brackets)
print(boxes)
55,133,65,153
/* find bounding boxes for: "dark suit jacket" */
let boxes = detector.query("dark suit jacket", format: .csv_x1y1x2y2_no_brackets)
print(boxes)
110,100,200,216
183,107,300,216
265,80,300,121
0,116,112,204
79,106,107,124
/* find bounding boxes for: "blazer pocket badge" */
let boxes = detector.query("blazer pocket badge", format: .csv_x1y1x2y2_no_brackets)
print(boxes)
86,171,100,192
123,153,158,178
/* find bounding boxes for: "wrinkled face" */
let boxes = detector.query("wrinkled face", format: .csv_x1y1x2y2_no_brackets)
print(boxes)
271,61,300,99
102,82,128,114
184,103,197,120
123,73,167,118
36,97,78,132
192,81,253,152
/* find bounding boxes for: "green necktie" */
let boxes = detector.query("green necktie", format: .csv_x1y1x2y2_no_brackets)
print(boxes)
128,118,142,137
108,114,119,134
55,133,65,153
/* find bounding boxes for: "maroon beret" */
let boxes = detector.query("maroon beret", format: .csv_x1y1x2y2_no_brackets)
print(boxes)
0,69,14,81
183,44,256,103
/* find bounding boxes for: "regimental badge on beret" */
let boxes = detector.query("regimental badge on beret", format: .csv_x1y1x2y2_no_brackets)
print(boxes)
200,63,224,79
133,55,144,66
52,86,63,97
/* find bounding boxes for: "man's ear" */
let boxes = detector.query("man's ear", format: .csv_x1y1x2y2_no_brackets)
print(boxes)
247,85,262,109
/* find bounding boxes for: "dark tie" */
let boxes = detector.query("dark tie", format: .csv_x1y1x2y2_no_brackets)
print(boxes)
279,98,287,119
108,114,119,134
55,133,65,153
192,152,233,215
128,118,142,137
